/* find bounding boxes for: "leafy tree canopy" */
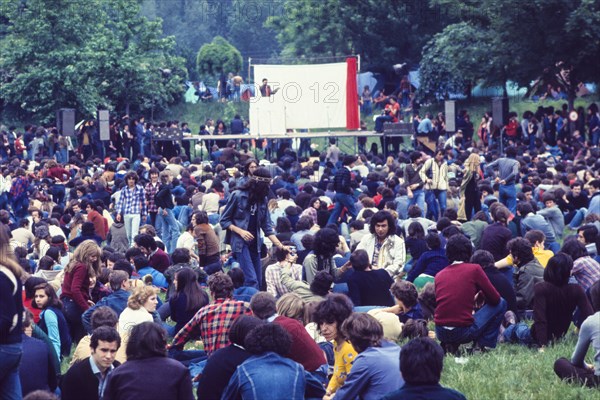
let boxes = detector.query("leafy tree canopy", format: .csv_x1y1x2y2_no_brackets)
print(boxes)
196,36,243,78
0,0,187,122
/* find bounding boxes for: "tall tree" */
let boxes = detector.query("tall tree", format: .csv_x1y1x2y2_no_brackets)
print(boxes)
196,36,243,78
422,0,600,108
0,0,186,122
266,0,443,70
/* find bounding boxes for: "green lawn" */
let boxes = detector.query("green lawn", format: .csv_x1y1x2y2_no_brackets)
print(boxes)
440,334,598,399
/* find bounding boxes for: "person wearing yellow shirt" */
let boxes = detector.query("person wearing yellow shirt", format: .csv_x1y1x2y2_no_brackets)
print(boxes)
495,230,554,269
313,294,357,397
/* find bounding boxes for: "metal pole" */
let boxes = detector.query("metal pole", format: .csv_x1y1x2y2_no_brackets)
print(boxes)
248,57,252,84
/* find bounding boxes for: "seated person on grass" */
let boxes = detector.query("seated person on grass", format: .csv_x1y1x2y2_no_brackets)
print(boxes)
553,280,600,388
382,337,466,400
326,313,403,400
508,238,545,311
434,234,506,354
381,280,424,323
494,230,554,270
406,232,449,287
346,249,394,308
502,253,593,350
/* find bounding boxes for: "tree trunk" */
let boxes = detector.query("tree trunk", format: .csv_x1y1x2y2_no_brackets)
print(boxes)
125,102,130,117
567,87,575,111
503,79,508,98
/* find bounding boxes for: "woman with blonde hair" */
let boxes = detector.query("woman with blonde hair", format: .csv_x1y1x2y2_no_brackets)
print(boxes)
60,240,102,341
458,153,482,221
276,292,306,323
116,286,158,362
118,286,158,335
0,225,26,398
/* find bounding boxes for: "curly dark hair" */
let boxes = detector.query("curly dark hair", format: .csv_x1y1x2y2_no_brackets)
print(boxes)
369,210,396,237
313,293,354,338
507,237,534,265
312,228,339,258
244,323,292,356
208,271,234,299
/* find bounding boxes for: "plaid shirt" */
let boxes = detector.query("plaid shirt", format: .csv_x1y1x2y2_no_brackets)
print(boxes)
10,176,29,199
171,298,251,355
115,184,147,216
265,262,303,298
145,182,160,213
572,256,600,291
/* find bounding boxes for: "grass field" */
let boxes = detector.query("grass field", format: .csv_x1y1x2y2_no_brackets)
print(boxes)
440,334,598,400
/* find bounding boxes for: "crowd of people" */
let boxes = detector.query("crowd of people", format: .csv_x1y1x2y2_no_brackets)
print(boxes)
2,100,600,400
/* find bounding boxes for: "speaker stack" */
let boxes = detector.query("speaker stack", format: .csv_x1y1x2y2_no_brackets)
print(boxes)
56,108,76,136
445,100,456,133
492,97,509,130
97,109,110,141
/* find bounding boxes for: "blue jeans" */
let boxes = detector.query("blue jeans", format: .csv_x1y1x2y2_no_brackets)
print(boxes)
499,184,517,214
503,322,533,345
327,193,357,225
168,348,207,367
593,130,600,146
11,197,29,219
546,241,561,254
361,100,372,115
375,115,393,133
569,208,587,229
436,298,507,348
177,206,191,228
157,208,179,254
234,245,262,289
528,134,536,152
50,184,66,206
0,343,22,400
0,193,8,212
425,189,447,221
408,189,425,216
62,297,85,343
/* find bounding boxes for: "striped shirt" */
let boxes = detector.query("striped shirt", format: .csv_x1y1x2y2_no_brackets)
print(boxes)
265,262,303,298
572,256,600,291
419,158,448,190
115,184,147,216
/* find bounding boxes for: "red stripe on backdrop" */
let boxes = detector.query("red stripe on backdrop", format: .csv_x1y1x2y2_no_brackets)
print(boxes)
346,57,360,130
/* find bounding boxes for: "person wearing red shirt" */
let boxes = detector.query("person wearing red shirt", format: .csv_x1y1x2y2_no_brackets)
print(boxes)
434,234,506,353
504,113,520,145
85,201,107,241
250,292,327,374
46,160,71,206
60,240,102,342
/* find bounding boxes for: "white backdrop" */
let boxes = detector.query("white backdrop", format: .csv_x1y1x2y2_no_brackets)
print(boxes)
250,63,347,135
